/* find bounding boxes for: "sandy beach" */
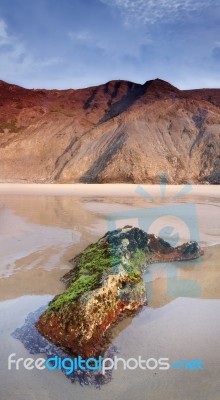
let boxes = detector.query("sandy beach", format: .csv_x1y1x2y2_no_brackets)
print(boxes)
0,184,219,400
0,183,219,198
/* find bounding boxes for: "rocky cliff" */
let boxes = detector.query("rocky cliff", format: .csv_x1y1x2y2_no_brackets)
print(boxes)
0,78,219,183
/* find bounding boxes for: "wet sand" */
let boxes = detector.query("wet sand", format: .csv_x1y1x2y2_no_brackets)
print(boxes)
0,184,220,400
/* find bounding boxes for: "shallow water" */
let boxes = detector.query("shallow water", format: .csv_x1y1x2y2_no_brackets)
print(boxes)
0,185,220,400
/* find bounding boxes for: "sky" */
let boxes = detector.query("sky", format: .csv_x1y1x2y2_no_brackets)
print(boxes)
0,0,220,90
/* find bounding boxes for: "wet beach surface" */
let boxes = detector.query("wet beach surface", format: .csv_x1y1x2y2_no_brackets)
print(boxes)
0,184,220,400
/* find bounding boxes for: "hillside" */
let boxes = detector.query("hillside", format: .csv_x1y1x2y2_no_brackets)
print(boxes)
0,78,219,183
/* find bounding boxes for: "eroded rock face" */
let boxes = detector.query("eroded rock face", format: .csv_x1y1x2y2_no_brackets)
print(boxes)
0,78,220,183
36,226,203,358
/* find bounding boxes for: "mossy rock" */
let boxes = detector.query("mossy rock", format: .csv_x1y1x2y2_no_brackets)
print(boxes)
36,226,203,358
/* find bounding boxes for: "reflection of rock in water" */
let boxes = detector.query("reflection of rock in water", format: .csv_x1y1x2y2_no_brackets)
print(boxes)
12,305,117,388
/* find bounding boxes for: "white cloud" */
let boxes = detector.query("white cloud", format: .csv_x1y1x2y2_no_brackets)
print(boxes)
68,29,109,53
0,19,8,44
67,26,152,60
35,57,63,67
0,18,23,51
0,18,63,85
100,0,211,25
0,18,28,69
68,30,91,42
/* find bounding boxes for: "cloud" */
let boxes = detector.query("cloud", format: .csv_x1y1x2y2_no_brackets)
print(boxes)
68,29,108,53
212,45,220,61
35,57,63,67
67,25,152,62
0,18,63,85
68,30,91,42
100,0,213,25
0,18,27,63
0,18,25,57
0,19,8,45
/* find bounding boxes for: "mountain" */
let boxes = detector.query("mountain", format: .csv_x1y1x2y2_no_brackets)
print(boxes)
0,78,219,183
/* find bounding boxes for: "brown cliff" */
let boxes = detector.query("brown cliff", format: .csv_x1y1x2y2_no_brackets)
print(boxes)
0,78,219,183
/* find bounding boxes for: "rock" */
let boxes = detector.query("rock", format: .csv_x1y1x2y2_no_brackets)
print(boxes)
12,305,116,387
205,170,220,184
36,226,203,358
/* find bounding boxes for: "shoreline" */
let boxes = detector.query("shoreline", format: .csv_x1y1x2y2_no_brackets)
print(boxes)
0,183,219,198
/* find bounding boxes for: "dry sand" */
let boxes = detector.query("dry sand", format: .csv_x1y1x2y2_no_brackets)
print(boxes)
0,183,219,198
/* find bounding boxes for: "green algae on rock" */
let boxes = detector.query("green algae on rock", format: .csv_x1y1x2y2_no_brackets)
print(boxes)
36,226,203,358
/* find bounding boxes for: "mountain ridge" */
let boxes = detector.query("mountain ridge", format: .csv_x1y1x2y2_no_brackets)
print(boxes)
0,78,219,183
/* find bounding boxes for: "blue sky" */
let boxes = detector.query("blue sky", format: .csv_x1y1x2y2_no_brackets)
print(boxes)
0,0,220,89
